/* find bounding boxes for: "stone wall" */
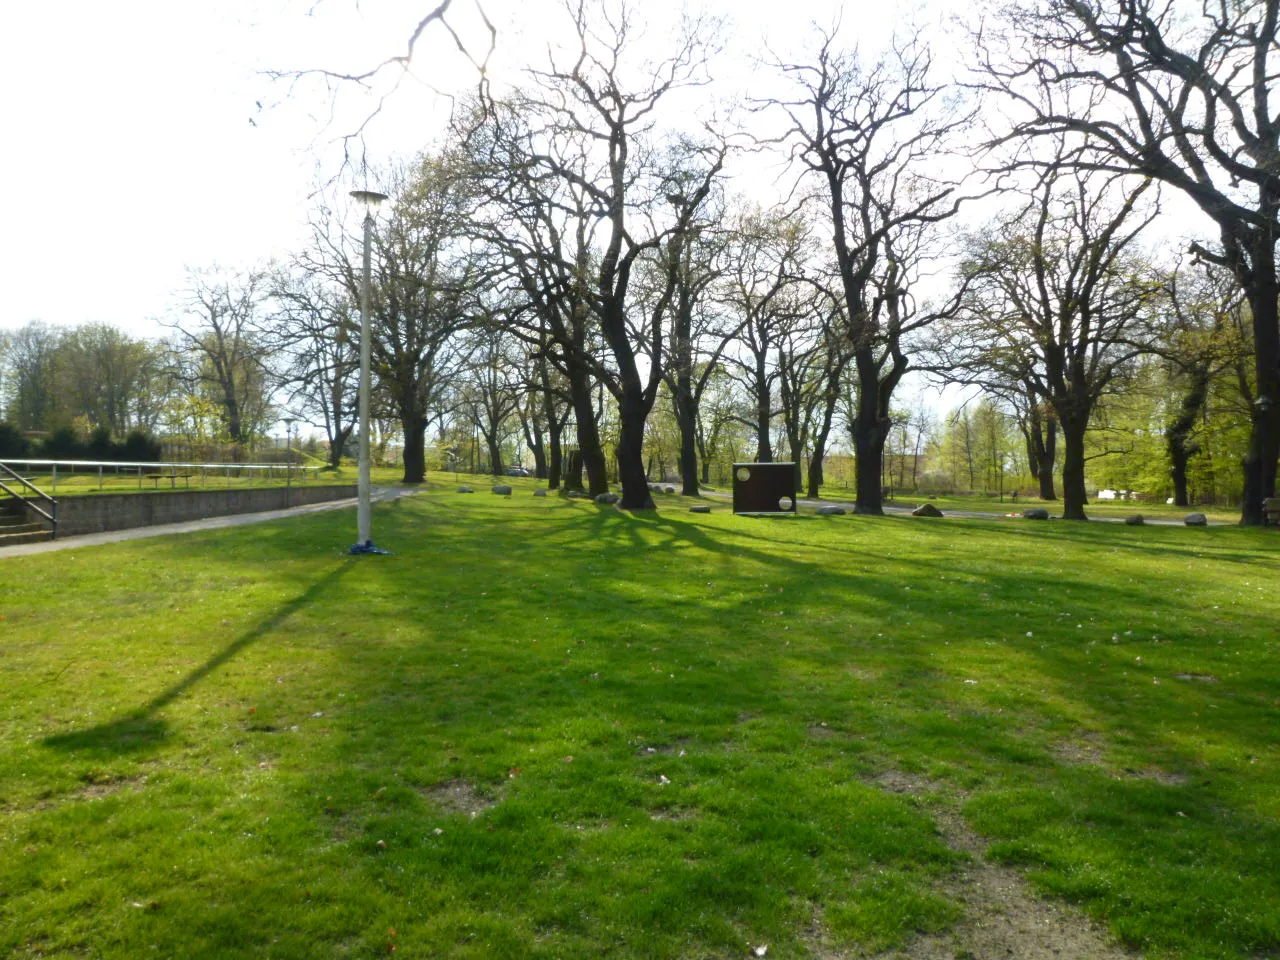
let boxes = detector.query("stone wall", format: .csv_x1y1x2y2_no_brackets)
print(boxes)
26,485,357,539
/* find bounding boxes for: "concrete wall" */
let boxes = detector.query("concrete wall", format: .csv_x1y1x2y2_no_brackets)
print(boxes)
27,485,357,539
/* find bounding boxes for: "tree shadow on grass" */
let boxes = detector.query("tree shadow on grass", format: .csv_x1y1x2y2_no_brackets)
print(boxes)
42,560,355,756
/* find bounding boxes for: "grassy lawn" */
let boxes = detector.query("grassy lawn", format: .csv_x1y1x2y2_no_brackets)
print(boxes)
2,478,1277,958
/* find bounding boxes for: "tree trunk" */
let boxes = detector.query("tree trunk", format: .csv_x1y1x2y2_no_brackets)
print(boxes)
329,425,352,469
806,364,844,500
852,354,888,514
1035,418,1058,501
806,445,826,500
754,356,773,462
401,413,427,484
547,418,563,489
1240,261,1280,525
674,373,700,496
567,362,608,496
1060,419,1088,520
1167,363,1210,508
697,424,710,484
615,386,655,509
485,434,503,477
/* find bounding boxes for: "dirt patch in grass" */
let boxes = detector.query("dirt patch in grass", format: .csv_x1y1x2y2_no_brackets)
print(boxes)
1050,733,1107,766
1051,735,1189,786
420,779,499,817
634,736,691,756
17,774,149,812
648,806,697,822
868,770,943,795
76,774,146,801
1120,767,1190,787
808,723,844,740
843,774,1131,960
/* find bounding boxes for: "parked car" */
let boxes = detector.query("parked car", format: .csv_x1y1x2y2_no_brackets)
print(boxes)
504,466,531,477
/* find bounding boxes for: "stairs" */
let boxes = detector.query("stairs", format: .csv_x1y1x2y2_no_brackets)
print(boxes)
0,498,52,547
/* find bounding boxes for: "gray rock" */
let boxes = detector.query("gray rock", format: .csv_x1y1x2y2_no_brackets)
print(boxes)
457,486,474,493
816,505,847,516
1185,512,1208,526
491,484,513,495
565,489,590,499
594,492,620,504
912,503,944,518
533,489,548,497
663,486,676,494
1124,514,1144,525
689,505,711,514
1022,508,1050,520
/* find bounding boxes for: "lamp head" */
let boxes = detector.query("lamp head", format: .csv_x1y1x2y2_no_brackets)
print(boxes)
350,189,389,209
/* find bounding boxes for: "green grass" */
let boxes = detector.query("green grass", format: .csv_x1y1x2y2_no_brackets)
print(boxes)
2,477,1278,958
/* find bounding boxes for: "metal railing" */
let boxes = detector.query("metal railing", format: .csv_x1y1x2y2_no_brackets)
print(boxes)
0,459,324,495
0,461,58,539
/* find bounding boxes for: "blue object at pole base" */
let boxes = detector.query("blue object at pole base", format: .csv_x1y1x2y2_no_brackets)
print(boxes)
348,539,392,555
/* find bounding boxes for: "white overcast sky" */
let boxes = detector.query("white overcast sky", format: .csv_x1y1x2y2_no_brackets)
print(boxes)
0,0,1214,351
0,0,945,339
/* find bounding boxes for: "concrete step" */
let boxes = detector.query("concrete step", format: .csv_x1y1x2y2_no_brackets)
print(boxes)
0,527,52,547
0,519,40,535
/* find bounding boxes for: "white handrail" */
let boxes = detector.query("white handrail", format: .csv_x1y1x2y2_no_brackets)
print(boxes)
0,459,307,470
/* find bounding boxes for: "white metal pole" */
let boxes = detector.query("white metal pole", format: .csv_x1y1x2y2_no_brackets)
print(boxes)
357,208,374,547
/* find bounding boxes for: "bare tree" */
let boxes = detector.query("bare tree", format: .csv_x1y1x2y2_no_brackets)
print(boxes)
474,0,724,509
462,319,524,475
270,266,359,468
948,162,1160,518
980,0,1280,522
766,29,977,514
167,266,274,446
718,207,812,464
304,154,478,482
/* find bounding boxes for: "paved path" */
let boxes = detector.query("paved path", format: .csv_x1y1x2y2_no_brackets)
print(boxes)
703,490,1223,526
0,487,417,559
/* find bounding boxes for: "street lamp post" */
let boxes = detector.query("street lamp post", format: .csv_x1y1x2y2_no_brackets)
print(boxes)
283,417,296,508
349,188,389,554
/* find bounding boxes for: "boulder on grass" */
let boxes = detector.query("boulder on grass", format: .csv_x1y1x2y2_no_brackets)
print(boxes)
1185,512,1208,526
1023,508,1050,520
689,505,711,514
1124,514,1144,526
565,489,590,499
457,486,474,493
533,489,548,497
594,492,620,505
912,503,944,518
491,484,513,495
816,505,847,516
663,486,676,494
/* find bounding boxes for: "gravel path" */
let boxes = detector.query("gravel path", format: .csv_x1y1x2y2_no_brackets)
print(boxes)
702,490,1225,526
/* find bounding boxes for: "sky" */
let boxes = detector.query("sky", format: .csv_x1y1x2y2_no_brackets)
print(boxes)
0,0,926,338
0,0,1218,428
